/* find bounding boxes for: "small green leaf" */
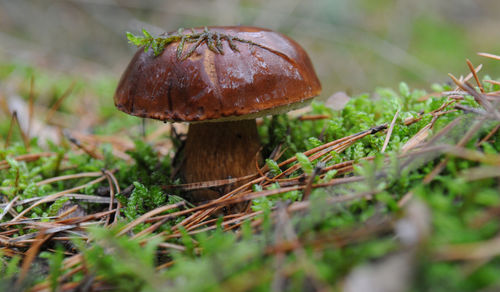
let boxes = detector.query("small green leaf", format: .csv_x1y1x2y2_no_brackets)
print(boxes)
399,82,410,97
252,184,263,192
126,32,143,46
142,29,152,39
265,159,282,176
431,83,444,92
296,153,313,175
319,169,337,183
151,39,160,55
48,197,69,216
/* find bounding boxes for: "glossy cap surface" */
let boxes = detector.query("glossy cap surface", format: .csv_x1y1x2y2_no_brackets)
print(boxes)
114,26,321,122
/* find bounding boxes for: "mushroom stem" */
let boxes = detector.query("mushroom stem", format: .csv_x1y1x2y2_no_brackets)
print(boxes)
181,119,261,205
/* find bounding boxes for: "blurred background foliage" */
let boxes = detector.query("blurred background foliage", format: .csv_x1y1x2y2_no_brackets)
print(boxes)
1,0,500,99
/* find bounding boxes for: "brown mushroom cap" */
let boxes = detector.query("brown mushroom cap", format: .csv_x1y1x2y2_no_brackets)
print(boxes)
114,26,321,122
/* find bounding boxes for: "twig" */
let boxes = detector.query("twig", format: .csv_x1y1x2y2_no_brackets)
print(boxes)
449,74,499,119
103,170,116,226
423,118,486,184
17,231,51,286
64,131,103,160
119,201,186,236
476,124,500,146
103,169,122,223
381,109,400,153
477,52,500,61
484,80,500,86
36,171,102,186
4,111,16,149
28,75,36,138
56,205,80,220
302,163,323,201
297,114,331,121
166,212,261,238
45,82,75,124
13,110,30,150
0,196,19,221
401,122,432,153
12,175,108,220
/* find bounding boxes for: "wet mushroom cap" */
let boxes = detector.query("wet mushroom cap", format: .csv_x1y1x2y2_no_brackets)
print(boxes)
114,26,321,122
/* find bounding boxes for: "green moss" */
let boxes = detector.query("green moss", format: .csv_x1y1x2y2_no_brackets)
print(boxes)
2,58,500,291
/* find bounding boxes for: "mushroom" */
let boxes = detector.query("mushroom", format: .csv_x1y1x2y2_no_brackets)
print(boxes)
114,26,321,205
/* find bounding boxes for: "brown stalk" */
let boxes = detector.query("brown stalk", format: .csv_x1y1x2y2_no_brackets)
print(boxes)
0,93,9,116
401,122,433,153
4,111,16,149
45,81,76,124
64,131,103,160
103,169,122,223
155,261,176,271
17,231,51,286
476,124,500,146
484,79,500,86
56,205,80,219
449,73,497,116
459,64,482,89
104,171,116,226
466,59,485,93
56,209,116,225
5,111,30,151
302,164,323,201
27,75,36,138
30,264,86,292
157,242,186,251
477,52,500,61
